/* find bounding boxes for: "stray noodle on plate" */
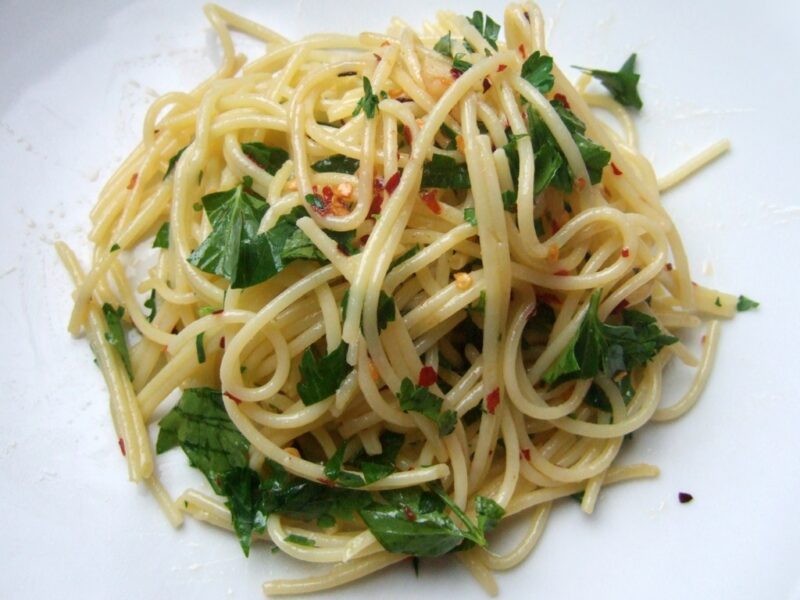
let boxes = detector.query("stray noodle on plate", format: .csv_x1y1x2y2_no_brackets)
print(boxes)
59,2,754,596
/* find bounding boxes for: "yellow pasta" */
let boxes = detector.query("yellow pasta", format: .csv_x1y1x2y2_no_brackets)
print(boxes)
60,3,743,596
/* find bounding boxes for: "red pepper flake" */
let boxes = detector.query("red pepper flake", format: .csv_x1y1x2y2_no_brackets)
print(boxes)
450,67,462,80
621,247,630,258
318,477,336,488
219,336,226,349
126,173,138,190
678,492,693,504
611,162,623,176
380,40,390,47
519,448,531,461
518,43,527,58
420,189,442,214
373,53,382,62
497,63,508,72
554,269,570,277
482,77,492,93
553,93,570,108
118,437,126,456
359,234,370,245
322,185,334,203
612,299,630,314
403,124,413,147
418,365,437,387
369,177,385,217
665,262,674,271
486,388,500,414
385,171,402,195
223,391,243,405
212,308,224,315
523,10,530,22
403,506,417,521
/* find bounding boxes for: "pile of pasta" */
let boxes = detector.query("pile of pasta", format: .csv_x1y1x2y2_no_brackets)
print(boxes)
59,2,735,596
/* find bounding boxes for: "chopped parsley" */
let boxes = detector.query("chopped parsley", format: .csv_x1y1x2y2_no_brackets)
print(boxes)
102,303,133,381
398,378,457,436
152,222,170,249
311,154,360,174
465,10,501,51
736,295,759,312
421,154,471,189
573,53,643,110
353,77,380,119
241,142,290,175
296,342,352,406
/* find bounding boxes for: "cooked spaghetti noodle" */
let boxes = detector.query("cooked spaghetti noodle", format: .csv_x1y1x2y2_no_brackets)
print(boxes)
59,3,737,596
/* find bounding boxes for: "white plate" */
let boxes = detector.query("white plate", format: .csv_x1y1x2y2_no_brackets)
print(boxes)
1,1,799,598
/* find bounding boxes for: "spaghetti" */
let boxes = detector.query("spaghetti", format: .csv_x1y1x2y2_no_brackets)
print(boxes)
59,3,738,596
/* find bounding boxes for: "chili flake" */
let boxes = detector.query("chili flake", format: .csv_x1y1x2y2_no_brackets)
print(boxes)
418,365,437,387
486,388,500,414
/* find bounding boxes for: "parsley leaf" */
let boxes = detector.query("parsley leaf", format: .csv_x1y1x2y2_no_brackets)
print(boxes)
156,388,250,494
421,154,471,189
323,439,366,488
195,332,206,364
144,289,157,323
153,222,170,249
285,534,316,547
241,142,289,175
311,154,360,174
736,295,759,312
102,303,133,380
353,431,405,484
451,54,472,74
466,10,501,51
186,179,267,283
353,77,380,119
434,31,452,57
463,207,477,226
297,342,352,406
340,289,396,332
221,467,269,555
389,245,421,271
520,51,554,94
398,378,458,436
574,53,643,110
164,145,188,179
542,290,678,385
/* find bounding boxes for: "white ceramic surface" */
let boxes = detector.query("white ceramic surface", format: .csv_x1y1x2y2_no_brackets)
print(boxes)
1,1,798,598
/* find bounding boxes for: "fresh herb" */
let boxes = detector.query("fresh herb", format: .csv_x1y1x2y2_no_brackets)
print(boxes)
144,289,157,323
188,177,328,288
195,332,206,364
198,306,219,316
353,430,405,484
471,290,487,313
464,207,477,226
241,142,290,175
389,244,421,271
451,54,472,74
340,289,397,332
433,32,452,57
520,51,554,94
438,123,458,150
164,145,188,179
714,296,722,308
153,222,170,249
736,295,759,312
474,495,505,533
311,154,360,175
297,342,352,406
110,243,120,252
573,54,643,110
542,290,678,385
398,378,458,436
501,190,517,212
186,178,267,282
421,154,471,189
466,10,501,51
353,77,380,118
317,514,336,528
284,534,316,547
323,439,366,488
102,303,133,380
